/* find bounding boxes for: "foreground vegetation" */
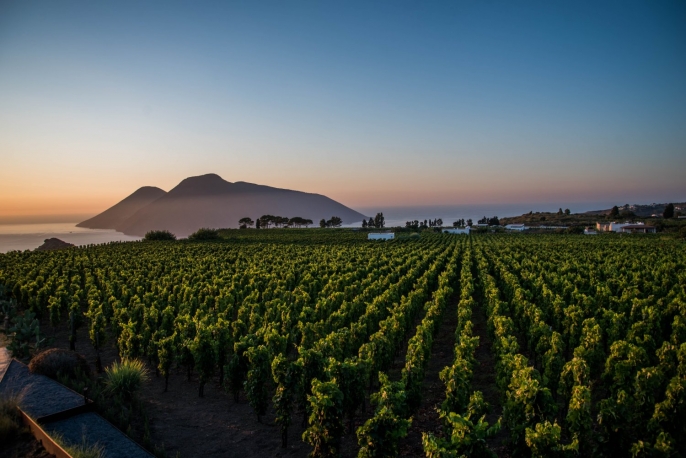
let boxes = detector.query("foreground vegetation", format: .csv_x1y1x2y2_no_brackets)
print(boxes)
1,230,684,457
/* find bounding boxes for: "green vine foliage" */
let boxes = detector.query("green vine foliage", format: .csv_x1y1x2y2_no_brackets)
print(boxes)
245,344,271,422
303,379,344,458
272,354,301,448
356,372,411,458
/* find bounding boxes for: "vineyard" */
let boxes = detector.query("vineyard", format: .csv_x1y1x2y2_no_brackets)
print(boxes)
0,231,684,457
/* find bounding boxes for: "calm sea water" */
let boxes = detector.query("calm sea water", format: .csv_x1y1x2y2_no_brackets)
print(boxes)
0,202,617,253
0,223,140,253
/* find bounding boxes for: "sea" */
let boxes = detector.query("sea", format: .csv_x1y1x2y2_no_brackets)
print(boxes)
0,223,141,253
0,202,618,253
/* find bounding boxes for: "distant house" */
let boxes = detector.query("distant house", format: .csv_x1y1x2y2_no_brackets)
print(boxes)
505,224,526,232
444,227,470,235
597,221,650,233
618,224,656,234
584,227,597,235
596,222,612,232
368,233,394,240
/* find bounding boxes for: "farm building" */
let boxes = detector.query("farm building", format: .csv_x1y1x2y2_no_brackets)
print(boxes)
618,224,656,234
584,227,598,235
368,232,394,240
443,227,470,235
505,224,527,231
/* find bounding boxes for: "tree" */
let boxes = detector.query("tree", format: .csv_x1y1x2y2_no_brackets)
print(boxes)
558,208,563,215
188,228,220,240
368,217,375,228
239,217,254,229
255,219,261,229
609,206,620,218
467,219,473,226
362,219,368,228
327,216,342,228
320,219,328,228
143,230,176,241
259,215,275,229
374,213,385,229
663,203,675,219
565,208,571,215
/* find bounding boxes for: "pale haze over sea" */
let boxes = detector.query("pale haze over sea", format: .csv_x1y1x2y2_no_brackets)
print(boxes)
0,202,623,253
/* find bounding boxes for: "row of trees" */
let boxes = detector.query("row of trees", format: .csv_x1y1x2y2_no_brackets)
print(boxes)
319,217,342,228
404,218,443,229
361,213,385,229
452,218,472,228
477,216,500,226
238,216,314,229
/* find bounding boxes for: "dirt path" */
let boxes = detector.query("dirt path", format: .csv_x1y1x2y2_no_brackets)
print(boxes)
396,293,460,457
471,301,510,457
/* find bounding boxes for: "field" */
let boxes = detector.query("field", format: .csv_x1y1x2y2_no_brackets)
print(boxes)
1,230,684,457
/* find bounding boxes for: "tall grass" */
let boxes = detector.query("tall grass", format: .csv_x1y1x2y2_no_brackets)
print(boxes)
104,359,149,400
0,394,21,443
53,433,105,458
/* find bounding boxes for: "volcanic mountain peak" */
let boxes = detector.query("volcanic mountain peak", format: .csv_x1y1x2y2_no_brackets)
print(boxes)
78,174,367,236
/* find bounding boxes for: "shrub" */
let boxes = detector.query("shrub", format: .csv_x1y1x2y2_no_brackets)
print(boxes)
143,230,176,241
29,348,91,380
104,359,149,400
188,228,220,240
0,395,20,443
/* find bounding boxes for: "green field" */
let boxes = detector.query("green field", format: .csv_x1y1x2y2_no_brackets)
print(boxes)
1,231,684,457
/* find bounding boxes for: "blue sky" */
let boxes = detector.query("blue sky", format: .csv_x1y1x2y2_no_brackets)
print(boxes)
0,1,684,218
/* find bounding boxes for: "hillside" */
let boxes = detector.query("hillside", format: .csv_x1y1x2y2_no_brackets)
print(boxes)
76,186,167,229
35,238,75,251
79,174,367,237
500,201,685,227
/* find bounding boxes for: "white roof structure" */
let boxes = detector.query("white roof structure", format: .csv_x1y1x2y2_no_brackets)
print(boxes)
443,227,470,235
368,233,394,240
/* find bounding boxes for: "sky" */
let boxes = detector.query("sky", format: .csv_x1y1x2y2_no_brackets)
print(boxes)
1,0,685,221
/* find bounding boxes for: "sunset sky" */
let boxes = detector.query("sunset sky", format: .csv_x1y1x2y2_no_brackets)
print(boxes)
1,1,685,221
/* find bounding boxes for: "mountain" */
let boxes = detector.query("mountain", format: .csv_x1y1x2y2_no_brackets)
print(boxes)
78,174,367,237
76,186,167,229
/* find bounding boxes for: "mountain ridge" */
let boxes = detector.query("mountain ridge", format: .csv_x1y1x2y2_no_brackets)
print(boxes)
79,174,367,237
76,186,167,229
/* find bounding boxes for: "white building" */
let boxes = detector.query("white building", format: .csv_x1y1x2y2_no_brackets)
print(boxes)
584,227,597,235
618,224,656,234
443,227,470,235
368,233,395,240
505,224,527,231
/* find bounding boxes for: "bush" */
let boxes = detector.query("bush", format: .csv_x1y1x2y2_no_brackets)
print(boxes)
105,359,149,400
188,228,220,241
143,230,176,241
0,395,20,443
29,348,91,380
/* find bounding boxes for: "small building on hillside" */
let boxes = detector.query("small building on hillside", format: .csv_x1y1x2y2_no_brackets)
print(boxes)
584,227,597,235
618,224,656,234
596,222,612,232
443,227,470,235
505,224,527,232
368,232,395,240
